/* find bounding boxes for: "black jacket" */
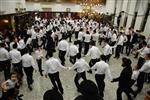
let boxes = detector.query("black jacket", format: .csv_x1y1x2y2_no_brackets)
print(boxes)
113,66,132,88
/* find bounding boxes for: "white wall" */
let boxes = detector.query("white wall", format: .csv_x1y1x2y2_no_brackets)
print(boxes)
0,0,26,14
134,0,149,30
144,15,150,35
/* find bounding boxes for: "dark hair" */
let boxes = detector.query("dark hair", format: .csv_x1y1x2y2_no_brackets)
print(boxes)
122,57,132,67
75,80,103,100
142,41,147,46
76,53,81,59
79,80,98,95
90,41,96,46
23,48,29,54
86,31,90,34
13,43,18,49
43,89,63,100
9,72,18,79
74,41,78,45
101,55,106,61
0,42,5,47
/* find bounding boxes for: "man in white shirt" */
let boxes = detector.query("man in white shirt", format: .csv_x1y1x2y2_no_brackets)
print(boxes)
136,41,150,69
9,43,23,83
45,53,66,94
0,42,10,80
68,41,79,64
58,37,69,65
75,24,80,39
91,55,112,98
83,31,91,55
86,42,101,74
103,40,112,63
114,32,124,59
91,30,99,44
69,53,89,91
18,36,26,55
77,28,84,54
22,48,37,91
35,46,43,76
136,53,150,93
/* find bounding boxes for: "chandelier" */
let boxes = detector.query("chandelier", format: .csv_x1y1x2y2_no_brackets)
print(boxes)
80,0,102,18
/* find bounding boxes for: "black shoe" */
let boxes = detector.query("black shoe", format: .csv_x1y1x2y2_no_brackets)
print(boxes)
28,85,32,91
40,72,43,76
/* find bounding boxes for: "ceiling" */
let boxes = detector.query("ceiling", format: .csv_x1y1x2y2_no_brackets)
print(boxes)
26,0,106,4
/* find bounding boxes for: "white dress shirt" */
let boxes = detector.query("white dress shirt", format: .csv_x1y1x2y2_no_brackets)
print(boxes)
35,49,43,60
22,53,36,69
18,39,26,50
31,31,37,40
91,61,112,80
86,46,101,59
0,47,9,61
70,58,89,73
9,49,21,64
111,33,117,42
84,34,91,43
91,33,99,42
68,44,79,56
138,46,150,58
139,60,150,73
78,31,84,41
45,57,66,74
58,40,69,51
103,44,112,56
117,35,124,46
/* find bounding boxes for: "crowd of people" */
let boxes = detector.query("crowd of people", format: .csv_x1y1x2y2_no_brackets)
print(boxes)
0,15,150,100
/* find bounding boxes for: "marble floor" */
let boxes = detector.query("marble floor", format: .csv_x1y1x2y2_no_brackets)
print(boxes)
0,38,149,100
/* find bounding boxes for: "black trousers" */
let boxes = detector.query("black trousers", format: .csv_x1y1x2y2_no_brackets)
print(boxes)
104,54,111,62
95,74,105,97
48,72,63,94
12,61,23,78
36,59,42,73
0,60,10,80
89,59,99,67
126,42,133,56
115,45,122,58
74,72,87,89
110,41,116,54
46,49,53,59
59,50,66,65
84,42,90,55
117,87,133,100
23,66,34,86
78,40,83,54
68,31,72,42
69,55,76,64
99,38,104,45
32,39,38,49
137,57,145,69
75,31,79,39
136,72,146,93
